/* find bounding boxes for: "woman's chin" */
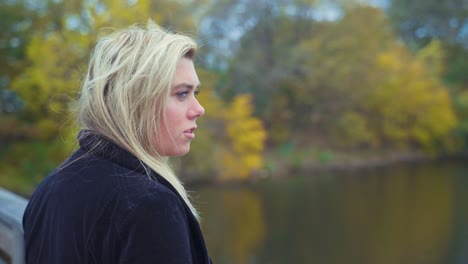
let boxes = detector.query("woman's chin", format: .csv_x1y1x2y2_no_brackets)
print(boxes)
162,145,191,157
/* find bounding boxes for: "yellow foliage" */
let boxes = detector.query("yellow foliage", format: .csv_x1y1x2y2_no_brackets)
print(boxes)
13,33,83,119
368,45,457,150
416,40,445,78
222,94,267,181
36,119,59,141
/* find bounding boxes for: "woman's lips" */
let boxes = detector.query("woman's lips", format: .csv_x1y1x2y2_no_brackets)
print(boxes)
184,127,196,139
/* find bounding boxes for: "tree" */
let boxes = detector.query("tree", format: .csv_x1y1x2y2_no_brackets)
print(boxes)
386,0,468,148
0,0,35,113
263,6,456,151
387,0,467,49
199,0,324,103
365,42,457,150
265,6,393,146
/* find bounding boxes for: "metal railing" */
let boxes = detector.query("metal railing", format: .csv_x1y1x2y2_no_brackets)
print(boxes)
0,188,27,264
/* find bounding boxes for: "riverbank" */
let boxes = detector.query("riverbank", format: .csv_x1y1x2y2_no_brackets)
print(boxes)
266,148,468,177
201,149,468,186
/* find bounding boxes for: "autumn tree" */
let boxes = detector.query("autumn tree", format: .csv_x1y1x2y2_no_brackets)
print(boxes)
387,0,468,147
260,6,393,146
197,0,459,155
197,0,320,105
179,70,267,182
364,41,457,150
221,4,457,153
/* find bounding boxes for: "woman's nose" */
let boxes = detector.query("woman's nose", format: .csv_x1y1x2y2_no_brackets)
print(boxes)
189,98,205,119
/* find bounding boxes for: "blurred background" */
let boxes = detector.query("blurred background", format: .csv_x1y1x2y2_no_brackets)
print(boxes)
1,0,467,263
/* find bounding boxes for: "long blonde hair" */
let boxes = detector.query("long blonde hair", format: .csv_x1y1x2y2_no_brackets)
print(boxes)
76,20,199,219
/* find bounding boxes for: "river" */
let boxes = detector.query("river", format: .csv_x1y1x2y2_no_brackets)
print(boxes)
193,158,468,264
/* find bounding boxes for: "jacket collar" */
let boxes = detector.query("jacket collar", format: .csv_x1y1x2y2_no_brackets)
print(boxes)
77,130,151,177
77,130,199,221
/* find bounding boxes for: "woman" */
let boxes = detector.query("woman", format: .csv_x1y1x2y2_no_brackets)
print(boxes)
23,20,212,263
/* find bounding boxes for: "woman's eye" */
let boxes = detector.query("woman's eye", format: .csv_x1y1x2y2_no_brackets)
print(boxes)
194,90,200,96
177,92,188,99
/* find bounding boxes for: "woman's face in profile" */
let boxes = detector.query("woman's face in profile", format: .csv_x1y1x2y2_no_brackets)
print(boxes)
156,57,205,156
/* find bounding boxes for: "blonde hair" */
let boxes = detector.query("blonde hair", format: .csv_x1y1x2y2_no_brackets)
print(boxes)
76,20,199,219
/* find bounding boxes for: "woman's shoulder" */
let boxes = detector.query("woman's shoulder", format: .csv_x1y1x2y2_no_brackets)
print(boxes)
70,148,187,220
26,148,179,220
112,172,190,240
114,170,184,216
74,148,182,212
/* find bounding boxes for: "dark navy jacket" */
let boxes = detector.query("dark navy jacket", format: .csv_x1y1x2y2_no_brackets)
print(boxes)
23,132,212,263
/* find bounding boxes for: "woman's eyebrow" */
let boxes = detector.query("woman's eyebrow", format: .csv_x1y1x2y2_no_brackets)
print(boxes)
173,83,201,90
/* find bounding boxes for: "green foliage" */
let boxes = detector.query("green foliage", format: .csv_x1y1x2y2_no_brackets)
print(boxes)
332,112,376,148
269,6,393,147
443,44,468,87
0,134,77,196
0,0,36,113
316,150,334,164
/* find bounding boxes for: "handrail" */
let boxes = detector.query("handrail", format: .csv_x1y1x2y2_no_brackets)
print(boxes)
0,188,27,264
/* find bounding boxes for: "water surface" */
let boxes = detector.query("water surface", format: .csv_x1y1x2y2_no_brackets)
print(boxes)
194,159,468,264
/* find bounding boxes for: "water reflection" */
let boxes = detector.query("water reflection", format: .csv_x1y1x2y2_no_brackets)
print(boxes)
194,159,468,264
335,165,453,264
196,188,265,264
